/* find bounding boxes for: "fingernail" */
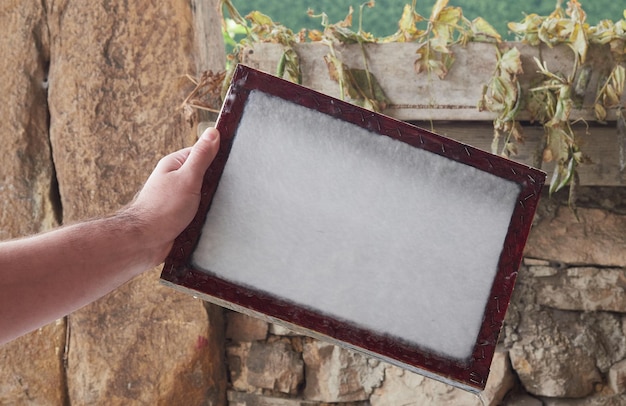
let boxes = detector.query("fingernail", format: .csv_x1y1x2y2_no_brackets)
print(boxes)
202,127,218,142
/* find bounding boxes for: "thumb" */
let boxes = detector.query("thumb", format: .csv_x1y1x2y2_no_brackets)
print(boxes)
183,127,220,175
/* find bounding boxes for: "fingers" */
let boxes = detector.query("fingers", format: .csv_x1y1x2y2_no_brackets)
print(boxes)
155,147,193,173
183,127,220,175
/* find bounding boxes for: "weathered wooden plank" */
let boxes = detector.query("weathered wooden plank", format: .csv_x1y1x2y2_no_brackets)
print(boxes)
242,42,623,122
241,42,625,186
415,121,626,187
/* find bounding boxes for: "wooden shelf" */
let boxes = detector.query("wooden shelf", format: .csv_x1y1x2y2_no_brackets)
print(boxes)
241,42,625,186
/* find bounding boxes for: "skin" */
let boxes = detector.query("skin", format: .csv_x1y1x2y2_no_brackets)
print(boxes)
0,127,220,346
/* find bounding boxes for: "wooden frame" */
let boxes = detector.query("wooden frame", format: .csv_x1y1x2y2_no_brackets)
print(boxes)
161,64,545,392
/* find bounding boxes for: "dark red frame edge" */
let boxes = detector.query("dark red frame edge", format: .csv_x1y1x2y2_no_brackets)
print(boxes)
161,64,546,391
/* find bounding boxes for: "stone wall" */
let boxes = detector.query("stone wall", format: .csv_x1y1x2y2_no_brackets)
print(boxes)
0,1,227,404
3,1,626,404
223,187,626,405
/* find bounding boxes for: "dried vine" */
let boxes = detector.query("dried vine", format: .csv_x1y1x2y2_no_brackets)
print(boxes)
506,0,625,206
185,0,626,205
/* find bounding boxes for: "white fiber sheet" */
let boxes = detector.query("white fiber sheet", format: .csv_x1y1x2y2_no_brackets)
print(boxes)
192,90,520,360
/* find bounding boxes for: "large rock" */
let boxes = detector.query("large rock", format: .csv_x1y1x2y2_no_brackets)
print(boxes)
503,269,626,398
67,275,224,405
531,265,626,312
525,205,626,267
0,2,64,404
609,358,626,394
369,349,514,406
0,1,57,238
42,0,227,404
0,321,66,405
369,364,482,405
542,393,626,406
302,340,385,402
227,390,319,406
226,311,269,342
227,340,304,394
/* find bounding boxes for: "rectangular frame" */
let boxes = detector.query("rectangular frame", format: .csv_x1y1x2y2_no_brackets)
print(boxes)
161,64,545,392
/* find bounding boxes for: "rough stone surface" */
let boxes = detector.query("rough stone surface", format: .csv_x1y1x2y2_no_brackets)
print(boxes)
269,323,301,337
609,358,626,394
369,365,482,405
46,0,198,218
226,311,269,342
302,340,385,402
509,339,600,398
227,340,304,394
532,266,626,312
0,321,67,405
480,349,516,405
542,394,626,406
368,349,513,406
0,2,64,404
503,390,543,405
525,205,626,267
503,272,624,397
67,273,225,405
38,1,227,404
228,390,321,405
0,1,57,239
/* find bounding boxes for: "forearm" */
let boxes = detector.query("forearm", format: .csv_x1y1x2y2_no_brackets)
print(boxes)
0,209,164,345
0,127,220,346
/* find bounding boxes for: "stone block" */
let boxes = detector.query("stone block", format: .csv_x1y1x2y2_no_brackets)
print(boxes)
269,323,301,336
532,267,626,312
302,340,384,402
227,340,304,394
369,364,482,405
525,206,626,267
67,273,225,405
480,349,516,405
228,390,319,405
226,311,269,342
37,1,228,404
0,2,64,404
0,321,67,405
506,305,612,398
368,348,513,405
609,359,626,394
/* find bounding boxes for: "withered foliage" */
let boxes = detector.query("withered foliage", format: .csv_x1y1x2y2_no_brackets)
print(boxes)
182,70,226,127
208,0,626,205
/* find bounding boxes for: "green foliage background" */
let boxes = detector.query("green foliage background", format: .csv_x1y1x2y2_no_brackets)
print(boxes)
230,0,625,39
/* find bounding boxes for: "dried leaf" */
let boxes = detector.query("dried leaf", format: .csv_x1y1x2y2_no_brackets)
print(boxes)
499,47,523,76
566,0,587,24
470,17,501,42
432,7,462,45
594,102,607,122
429,0,450,22
246,10,273,27
574,65,592,97
508,14,543,46
543,147,554,162
323,53,343,84
350,69,390,110
568,22,588,63
324,53,389,112
491,128,501,155
308,29,323,42
618,109,626,172
383,3,425,42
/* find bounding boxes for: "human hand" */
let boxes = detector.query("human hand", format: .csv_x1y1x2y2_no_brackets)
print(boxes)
127,127,220,265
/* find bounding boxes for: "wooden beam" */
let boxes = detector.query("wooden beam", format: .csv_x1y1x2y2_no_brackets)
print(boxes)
242,42,625,186
416,121,625,187
241,42,624,122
